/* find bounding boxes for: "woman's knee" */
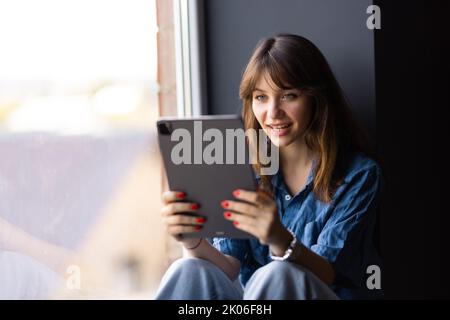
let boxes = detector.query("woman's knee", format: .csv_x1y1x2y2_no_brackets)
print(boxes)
253,261,306,279
244,261,309,293
173,257,218,269
244,261,338,300
157,257,241,300
164,257,221,280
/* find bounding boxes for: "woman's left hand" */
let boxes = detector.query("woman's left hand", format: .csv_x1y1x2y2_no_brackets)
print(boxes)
221,189,287,246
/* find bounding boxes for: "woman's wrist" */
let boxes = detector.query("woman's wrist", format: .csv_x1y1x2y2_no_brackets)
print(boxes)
268,226,292,257
183,238,203,250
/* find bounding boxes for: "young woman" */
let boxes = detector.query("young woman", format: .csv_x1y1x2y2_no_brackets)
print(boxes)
156,34,382,300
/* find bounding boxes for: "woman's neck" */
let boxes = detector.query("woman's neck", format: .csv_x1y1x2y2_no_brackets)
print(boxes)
280,138,315,172
279,138,315,195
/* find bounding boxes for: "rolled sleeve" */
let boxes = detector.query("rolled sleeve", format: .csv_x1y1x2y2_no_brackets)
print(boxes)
211,237,250,266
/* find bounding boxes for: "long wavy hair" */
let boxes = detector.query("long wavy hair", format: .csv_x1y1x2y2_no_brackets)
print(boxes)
240,34,373,202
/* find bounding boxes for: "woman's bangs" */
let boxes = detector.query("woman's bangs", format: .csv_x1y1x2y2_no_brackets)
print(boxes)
263,53,305,91
240,60,265,100
241,48,309,100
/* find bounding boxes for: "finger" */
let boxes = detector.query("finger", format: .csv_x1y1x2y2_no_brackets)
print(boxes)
167,225,202,236
161,202,200,217
232,189,258,203
223,211,255,226
233,189,273,206
220,200,258,217
232,189,273,206
165,214,206,226
161,191,186,204
229,218,256,237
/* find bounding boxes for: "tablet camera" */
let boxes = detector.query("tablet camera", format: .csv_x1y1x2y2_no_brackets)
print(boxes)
157,122,172,135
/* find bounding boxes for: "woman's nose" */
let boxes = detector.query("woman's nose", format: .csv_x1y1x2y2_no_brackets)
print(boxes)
267,99,283,119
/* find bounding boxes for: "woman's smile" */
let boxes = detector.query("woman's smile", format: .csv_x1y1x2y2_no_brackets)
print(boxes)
265,122,293,137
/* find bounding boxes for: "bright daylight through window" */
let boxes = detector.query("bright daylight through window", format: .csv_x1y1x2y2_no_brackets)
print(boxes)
0,0,169,299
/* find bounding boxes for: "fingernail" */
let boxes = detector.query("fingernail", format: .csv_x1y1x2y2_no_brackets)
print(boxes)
221,201,229,208
223,212,232,218
233,190,240,197
233,221,239,226
196,218,205,223
195,225,202,230
191,203,199,210
176,192,185,199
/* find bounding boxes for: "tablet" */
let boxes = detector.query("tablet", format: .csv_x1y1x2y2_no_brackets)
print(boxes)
157,115,257,238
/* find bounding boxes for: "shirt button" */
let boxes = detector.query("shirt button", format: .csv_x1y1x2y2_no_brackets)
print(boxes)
285,194,291,201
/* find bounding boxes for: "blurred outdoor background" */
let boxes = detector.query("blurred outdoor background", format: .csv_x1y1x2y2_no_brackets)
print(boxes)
0,0,178,299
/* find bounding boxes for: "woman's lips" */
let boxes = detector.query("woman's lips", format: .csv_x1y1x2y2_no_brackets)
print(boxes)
266,123,292,137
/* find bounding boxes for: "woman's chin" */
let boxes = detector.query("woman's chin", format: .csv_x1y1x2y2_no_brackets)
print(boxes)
268,135,293,148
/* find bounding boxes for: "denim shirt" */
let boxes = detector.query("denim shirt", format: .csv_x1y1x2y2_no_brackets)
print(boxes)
212,152,383,299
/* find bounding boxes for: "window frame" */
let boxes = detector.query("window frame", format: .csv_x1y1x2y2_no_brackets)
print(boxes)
173,0,208,116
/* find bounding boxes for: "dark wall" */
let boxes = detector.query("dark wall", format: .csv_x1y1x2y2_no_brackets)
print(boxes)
375,0,450,299
204,0,376,141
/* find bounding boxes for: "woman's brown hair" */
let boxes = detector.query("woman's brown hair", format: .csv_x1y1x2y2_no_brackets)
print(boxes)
240,34,373,202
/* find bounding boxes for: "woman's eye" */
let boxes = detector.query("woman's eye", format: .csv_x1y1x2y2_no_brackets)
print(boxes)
254,95,266,101
282,93,297,101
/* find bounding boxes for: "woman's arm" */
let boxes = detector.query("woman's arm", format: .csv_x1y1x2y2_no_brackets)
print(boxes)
160,191,241,281
221,189,336,285
184,238,241,281
269,228,335,285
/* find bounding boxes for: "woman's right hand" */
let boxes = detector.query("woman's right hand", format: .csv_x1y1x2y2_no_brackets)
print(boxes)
160,191,205,248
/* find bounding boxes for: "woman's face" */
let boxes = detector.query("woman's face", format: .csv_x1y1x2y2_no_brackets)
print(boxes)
251,73,313,148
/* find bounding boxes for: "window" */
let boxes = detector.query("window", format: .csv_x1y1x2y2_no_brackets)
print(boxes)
0,0,172,299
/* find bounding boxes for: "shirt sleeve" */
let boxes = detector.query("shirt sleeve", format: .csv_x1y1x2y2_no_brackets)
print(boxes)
310,161,382,288
211,237,251,266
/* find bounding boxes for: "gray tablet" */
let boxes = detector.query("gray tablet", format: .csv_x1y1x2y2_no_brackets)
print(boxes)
157,115,257,239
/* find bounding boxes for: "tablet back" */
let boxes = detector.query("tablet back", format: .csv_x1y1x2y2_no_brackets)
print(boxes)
157,115,256,239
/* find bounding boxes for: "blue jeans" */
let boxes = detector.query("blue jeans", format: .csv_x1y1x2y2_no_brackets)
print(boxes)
155,258,339,300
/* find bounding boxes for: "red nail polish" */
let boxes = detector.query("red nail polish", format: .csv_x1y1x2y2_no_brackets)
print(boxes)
191,203,199,210
221,201,229,208
196,218,205,223
233,190,240,197
195,225,202,230
223,212,232,218
233,221,239,226
176,192,185,199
